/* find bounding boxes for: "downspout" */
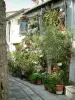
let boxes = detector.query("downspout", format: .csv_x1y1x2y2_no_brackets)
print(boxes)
8,21,11,42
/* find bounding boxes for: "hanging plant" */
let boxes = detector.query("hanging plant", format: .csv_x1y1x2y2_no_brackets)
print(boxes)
21,15,28,20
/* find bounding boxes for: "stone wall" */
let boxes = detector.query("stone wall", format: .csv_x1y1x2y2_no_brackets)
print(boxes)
0,0,9,100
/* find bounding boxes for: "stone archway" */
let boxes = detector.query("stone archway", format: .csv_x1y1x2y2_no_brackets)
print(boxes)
0,0,9,100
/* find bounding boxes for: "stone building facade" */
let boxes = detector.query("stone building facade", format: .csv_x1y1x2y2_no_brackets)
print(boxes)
0,0,9,100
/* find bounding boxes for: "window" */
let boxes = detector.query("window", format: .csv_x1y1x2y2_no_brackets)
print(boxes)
19,19,28,35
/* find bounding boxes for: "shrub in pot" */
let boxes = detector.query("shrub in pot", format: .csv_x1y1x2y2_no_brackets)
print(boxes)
44,71,64,94
56,70,64,95
29,73,37,84
36,73,42,85
46,73,58,93
42,72,49,90
44,78,48,90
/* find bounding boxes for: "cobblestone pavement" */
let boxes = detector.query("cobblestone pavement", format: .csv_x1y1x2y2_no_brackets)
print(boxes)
9,76,70,100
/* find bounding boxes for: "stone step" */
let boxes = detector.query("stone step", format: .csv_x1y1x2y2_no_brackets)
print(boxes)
65,85,75,100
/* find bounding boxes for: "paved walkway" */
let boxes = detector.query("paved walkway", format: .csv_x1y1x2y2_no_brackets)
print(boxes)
9,76,70,100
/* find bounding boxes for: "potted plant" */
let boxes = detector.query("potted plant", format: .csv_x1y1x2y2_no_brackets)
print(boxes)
36,73,42,85
53,67,57,72
56,84,64,95
21,15,28,20
29,73,37,84
56,70,64,95
42,72,48,90
44,78,48,90
46,73,58,93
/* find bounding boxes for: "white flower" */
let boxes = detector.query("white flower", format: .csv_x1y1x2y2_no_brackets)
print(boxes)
57,62,62,66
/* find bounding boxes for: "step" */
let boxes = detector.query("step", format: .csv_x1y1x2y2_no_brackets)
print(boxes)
65,86,75,100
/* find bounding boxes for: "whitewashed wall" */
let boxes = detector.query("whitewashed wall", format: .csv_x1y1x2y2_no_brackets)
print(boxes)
6,13,24,51
66,0,75,83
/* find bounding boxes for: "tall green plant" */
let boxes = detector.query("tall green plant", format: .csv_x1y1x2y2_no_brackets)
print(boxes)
43,26,72,64
43,9,72,65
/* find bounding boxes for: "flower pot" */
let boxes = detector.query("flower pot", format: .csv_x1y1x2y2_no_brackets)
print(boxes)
21,15,28,20
56,85,64,95
25,41,31,46
44,85,48,90
37,80,42,85
53,67,57,72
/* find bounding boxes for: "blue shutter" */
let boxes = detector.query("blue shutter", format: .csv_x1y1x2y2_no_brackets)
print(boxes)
19,19,28,35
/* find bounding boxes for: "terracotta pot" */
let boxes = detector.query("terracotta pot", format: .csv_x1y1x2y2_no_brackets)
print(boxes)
44,85,48,90
66,66,68,70
53,67,57,72
57,25,66,31
25,41,31,46
37,80,42,85
22,15,28,20
56,85,64,95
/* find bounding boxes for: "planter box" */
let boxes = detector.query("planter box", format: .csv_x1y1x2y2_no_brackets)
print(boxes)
65,86,75,100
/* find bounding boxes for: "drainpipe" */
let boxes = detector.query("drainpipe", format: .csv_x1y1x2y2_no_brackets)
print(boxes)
8,21,11,42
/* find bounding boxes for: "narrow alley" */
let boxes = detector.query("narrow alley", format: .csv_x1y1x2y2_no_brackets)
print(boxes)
9,76,70,100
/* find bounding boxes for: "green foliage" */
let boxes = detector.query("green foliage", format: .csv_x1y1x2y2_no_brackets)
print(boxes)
42,8,72,89
29,73,38,82
43,9,59,27
45,70,64,93
29,73,42,82
43,8,73,65
13,51,37,78
8,34,44,79
43,26,72,64
22,34,45,69
36,73,42,80
29,18,38,28
8,57,22,77
8,57,14,72
22,34,43,52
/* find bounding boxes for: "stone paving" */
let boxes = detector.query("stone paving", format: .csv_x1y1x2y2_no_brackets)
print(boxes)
9,76,70,100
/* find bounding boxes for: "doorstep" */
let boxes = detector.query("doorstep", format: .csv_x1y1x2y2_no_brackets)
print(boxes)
65,85,75,100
